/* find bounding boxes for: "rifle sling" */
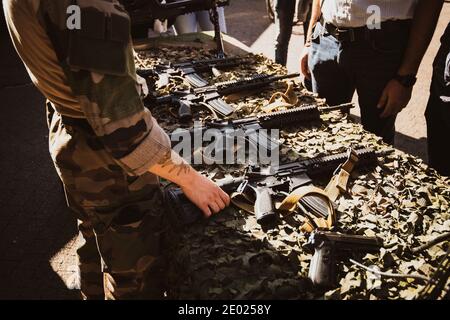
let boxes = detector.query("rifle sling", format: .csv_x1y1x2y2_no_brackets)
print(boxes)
324,148,359,202
262,82,298,112
277,186,336,233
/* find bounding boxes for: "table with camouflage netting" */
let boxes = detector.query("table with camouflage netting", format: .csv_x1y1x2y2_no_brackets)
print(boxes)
134,33,450,300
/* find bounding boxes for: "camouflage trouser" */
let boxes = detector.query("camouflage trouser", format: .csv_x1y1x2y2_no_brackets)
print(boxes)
47,104,171,300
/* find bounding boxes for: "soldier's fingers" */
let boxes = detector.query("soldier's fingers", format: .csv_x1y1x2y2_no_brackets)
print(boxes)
215,197,226,211
208,201,221,214
218,189,230,206
201,204,212,218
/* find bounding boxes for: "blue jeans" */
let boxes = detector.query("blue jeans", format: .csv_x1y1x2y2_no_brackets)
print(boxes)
425,23,450,175
308,20,411,144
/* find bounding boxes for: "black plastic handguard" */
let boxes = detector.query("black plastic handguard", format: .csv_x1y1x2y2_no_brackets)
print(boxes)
164,186,204,227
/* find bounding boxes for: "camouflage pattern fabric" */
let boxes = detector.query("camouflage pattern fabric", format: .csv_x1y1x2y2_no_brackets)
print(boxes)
4,0,174,299
48,103,171,299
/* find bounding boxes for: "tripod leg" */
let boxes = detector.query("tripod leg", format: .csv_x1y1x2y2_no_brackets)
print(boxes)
209,4,226,58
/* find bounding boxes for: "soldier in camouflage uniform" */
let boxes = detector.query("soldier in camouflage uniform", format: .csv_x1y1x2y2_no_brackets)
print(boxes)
4,0,230,299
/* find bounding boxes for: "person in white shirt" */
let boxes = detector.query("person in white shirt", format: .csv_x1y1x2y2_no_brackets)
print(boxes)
300,0,444,144
173,8,227,34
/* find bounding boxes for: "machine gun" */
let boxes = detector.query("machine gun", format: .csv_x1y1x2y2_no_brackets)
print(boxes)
304,231,384,288
147,72,300,121
120,0,229,57
165,147,388,225
136,56,249,88
170,102,354,154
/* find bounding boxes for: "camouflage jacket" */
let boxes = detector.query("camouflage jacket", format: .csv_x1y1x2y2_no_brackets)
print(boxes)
3,0,171,176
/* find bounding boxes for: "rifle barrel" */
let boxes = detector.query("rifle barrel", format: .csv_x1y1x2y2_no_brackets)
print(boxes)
318,102,355,113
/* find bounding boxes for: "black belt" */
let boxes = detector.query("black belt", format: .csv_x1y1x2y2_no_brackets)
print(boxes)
320,16,370,42
319,17,412,43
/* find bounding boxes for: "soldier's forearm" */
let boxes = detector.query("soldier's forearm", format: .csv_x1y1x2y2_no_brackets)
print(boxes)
148,150,195,187
398,0,444,76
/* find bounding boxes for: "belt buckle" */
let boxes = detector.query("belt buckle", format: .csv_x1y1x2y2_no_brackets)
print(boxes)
336,28,355,42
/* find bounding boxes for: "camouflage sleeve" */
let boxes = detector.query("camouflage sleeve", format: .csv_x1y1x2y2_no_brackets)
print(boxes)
75,69,171,176
58,0,172,176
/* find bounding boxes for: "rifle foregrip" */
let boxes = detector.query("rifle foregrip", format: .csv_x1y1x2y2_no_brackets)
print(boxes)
254,188,276,224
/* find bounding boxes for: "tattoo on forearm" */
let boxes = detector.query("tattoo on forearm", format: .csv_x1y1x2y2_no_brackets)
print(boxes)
158,150,191,176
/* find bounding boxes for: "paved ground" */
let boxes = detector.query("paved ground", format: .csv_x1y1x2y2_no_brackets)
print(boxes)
0,1,448,299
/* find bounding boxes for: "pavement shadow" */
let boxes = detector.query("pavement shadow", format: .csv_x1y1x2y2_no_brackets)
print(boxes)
0,19,79,299
225,0,272,47
350,114,428,163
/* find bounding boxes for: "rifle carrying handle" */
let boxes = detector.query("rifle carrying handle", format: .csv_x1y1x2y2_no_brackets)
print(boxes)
254,187,276,224
178,100,193,122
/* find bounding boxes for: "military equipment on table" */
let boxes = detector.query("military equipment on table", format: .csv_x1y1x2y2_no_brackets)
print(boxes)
137,56,249,88
146,73,300,121
304,231,383,288
170,102,354,153
120,0,229,57
165,147,387,225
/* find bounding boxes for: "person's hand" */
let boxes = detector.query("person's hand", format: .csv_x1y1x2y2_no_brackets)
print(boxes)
377,79,413,118
180,172,230,218
300,46,311,79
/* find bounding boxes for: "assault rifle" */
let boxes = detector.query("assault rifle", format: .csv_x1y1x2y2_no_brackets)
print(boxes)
304,231,383,288
165,147,389,225
120,0,229,57
170,102,354,154
136,56,249,88
146,72,300,121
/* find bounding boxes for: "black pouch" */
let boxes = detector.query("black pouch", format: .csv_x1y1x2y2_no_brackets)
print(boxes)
68,3,131,76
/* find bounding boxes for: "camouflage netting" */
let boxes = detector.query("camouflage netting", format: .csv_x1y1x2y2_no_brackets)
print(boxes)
135,45,450,300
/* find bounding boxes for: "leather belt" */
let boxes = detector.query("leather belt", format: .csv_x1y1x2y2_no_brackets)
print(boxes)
319,17,412,43
320,16,370,43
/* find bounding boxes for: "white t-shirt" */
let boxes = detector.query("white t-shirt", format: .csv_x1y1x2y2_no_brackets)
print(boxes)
322,0,418,28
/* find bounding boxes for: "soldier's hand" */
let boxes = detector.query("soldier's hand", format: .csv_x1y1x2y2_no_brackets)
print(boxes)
181,172,230,217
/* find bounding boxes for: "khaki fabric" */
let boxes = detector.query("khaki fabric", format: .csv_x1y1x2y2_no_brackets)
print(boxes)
3,0,171,176
3,0,176,299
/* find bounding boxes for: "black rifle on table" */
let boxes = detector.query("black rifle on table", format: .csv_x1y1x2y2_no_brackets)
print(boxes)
170,102,354,154
165,147,389,225
120,0,229,57
137,56,250,88
146,72,300,121
304,231,384,288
